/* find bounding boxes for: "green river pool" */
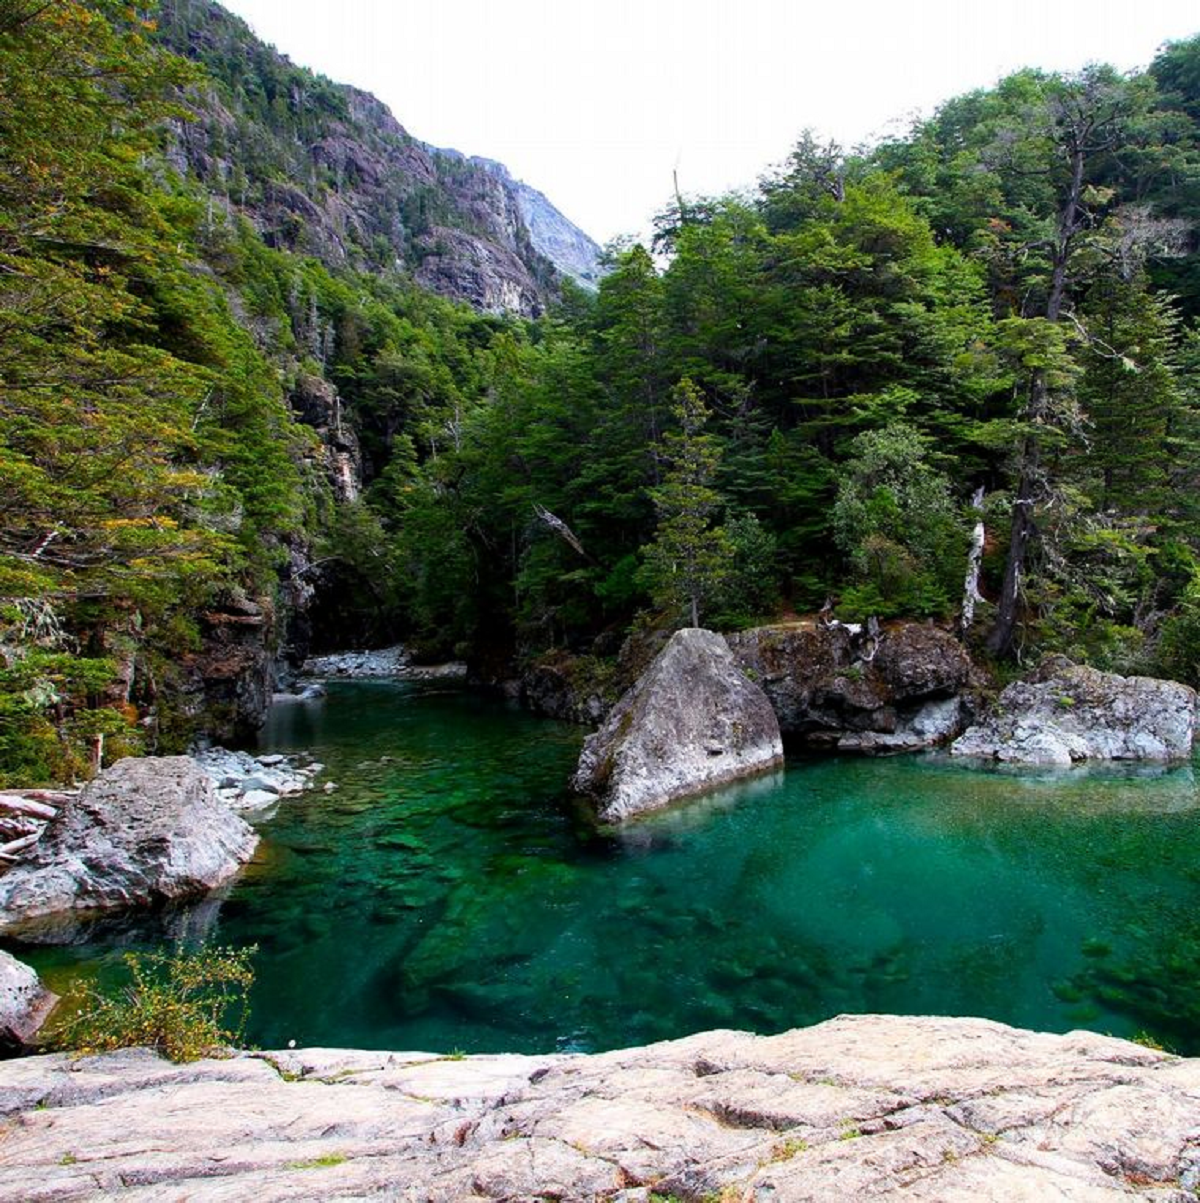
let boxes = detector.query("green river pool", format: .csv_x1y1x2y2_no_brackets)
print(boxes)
14,680,1200,1055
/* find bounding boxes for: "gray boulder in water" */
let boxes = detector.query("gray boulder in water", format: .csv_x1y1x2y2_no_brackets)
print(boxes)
573,627,783,822
0,757,258,937
951,655,1197,766
0,950,56,1047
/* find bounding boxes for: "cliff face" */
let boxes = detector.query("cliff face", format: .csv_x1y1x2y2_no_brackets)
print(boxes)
156,0,599,315
448,153,604,289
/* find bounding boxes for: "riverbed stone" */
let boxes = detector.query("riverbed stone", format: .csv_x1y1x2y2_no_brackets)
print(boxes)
573,627,783,822
0,951,56,1047
952,655,1197,765
0,757,258,939
0,1015,1194,1200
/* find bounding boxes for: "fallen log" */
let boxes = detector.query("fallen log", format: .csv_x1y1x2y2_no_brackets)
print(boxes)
0,796,58,821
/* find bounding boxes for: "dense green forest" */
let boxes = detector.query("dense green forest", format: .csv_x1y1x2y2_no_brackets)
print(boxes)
2,0,1199,784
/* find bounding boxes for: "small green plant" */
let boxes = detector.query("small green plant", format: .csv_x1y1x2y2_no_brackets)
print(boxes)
445,1048,467,1061
289,1152,347,1170
838,1119,862,1141
1131,1030,1172,1052
48,944,257,1064
771,1136,809,1160
58,1152,77,1166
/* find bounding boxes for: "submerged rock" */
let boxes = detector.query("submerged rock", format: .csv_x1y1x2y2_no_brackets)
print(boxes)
0,1015,1194,1199
952,656,1197,766
728,619,973,752
0,758,258,939
573,627,783,822
0,951,56,1048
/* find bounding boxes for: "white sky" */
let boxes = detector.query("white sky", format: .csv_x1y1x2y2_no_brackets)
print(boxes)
221,0,1199,245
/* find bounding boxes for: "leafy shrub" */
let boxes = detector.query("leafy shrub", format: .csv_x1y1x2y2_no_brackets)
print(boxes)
49,945,257,1063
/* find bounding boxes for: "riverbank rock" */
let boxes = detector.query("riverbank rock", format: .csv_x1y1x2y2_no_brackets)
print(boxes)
519,651,615,724
728,619,974,752
0,758,258,940
300,645,467,680
573,627,783,822
952,656,1197,766
0,1015,1195,1200
0,951,56,1048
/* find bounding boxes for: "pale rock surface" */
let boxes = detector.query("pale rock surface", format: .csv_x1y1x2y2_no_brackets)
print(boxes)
0,758,258,938
300,645,467,680
952,656,1197,766
192,747,321,812
0,1016,1195,1200
573,627,783,822
0,950,56,1047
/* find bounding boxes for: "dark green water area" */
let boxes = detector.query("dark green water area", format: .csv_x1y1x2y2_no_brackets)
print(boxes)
16,681,1200,1054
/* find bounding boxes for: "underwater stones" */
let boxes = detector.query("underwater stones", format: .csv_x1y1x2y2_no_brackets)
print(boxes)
952,656,1197,765
0,951,56,1047
0,757,258,939
573,627,783,822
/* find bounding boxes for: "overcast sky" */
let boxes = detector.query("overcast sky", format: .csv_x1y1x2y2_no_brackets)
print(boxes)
221,0,1199,245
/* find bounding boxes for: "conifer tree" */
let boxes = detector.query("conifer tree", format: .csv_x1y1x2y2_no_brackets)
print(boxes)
640,379,732,628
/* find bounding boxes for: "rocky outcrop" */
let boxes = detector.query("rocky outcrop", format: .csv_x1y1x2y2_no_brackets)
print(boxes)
952,656,1198,766
0,1015,1195,1200
520,652,615,725
0,758,258,941
573,628,783,822
728,620,975,752
169,591,277,746
288,374,362,504
0,951,56,1048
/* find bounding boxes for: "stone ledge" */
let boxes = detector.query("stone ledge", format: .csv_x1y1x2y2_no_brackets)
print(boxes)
0,1014,1195,1200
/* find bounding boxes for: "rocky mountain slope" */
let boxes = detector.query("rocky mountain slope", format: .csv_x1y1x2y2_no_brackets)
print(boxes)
0,1015,1195,1200
156,0,600,315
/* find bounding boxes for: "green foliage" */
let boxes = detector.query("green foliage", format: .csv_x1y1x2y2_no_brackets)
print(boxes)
832,423,963,618
50,944,257,1063
639,380,734,627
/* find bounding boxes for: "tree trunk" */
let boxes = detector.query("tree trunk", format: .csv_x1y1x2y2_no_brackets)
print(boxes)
960,487,986,637
985,145,1084,657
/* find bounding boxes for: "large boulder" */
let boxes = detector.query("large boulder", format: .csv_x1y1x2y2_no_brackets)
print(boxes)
952,655,1197,766
0,951,56,1048
0,757,258,939
573,628,783,822
727,620,973,751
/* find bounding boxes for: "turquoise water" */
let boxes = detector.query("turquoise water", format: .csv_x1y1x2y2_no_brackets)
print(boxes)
16,681,1200,1054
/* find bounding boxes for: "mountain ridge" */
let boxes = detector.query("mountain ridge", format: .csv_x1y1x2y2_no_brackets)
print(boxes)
155,0,601,314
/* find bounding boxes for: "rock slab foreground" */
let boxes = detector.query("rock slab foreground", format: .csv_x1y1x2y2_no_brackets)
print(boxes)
0,1014,1196,1201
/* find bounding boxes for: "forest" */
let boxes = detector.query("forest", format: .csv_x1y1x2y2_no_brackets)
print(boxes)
2,0,1200,784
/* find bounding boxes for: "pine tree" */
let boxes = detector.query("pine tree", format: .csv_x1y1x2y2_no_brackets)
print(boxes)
640,380,732,628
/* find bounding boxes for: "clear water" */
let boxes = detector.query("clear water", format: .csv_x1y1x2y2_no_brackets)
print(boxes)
14,681,1200,1054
